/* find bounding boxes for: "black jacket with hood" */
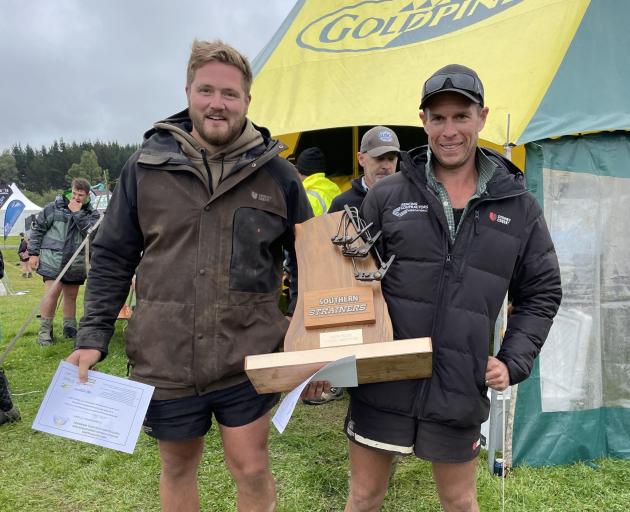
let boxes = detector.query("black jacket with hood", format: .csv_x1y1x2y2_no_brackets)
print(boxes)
352,146,561,428
328,177,367,213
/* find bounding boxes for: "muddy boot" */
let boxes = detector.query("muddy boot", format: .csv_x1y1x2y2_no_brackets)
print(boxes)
0,369,20,426
37,317,54,346
63,318,78,339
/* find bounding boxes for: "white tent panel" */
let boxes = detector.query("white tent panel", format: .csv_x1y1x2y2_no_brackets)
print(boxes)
0,183,42,236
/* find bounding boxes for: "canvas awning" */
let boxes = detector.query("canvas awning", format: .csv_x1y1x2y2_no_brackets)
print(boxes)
250,0,630,146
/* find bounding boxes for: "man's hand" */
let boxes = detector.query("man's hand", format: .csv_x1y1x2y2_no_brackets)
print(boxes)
66,349,101,383
485,356,510,391
68,198,83,213
301,380,331,400
29,255,39,269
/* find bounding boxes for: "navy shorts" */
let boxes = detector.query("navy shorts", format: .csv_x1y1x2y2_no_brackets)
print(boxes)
143,380,279,441
43,276,85,286
345,396,481,463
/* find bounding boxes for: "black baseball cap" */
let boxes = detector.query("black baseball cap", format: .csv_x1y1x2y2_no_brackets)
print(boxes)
420,64,484,109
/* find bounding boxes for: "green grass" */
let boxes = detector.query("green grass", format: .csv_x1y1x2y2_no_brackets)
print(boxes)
1,240,629,511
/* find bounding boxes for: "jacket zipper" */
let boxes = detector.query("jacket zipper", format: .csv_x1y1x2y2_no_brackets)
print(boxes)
416,238,451,418
456,209,480,282
430,236,452,340
200,148,213,194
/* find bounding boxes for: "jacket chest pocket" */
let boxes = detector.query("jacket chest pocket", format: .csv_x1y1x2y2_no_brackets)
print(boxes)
383,213,441,262
229,207,287,293
51,210,69,227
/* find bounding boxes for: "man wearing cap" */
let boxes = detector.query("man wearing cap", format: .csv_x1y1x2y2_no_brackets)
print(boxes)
328,126,400,213
296,147,341,216
342,64,561,511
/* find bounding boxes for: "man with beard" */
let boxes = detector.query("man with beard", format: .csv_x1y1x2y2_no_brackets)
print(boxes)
341,64,561,511
67,40,311,512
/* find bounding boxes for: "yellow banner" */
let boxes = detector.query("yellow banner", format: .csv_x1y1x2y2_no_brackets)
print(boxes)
250,0,589,145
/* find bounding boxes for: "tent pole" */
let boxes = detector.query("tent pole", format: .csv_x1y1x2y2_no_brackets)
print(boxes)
488,113,516,484
352,126,359,178
502,113,518,472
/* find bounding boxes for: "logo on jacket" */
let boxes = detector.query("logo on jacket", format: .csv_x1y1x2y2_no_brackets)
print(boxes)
251,191,272,202
392,202,428,217
489,211,511,225
296,0,523,53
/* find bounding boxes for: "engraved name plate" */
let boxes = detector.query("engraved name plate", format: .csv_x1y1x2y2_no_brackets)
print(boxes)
319,328,364,348
303,286,375,329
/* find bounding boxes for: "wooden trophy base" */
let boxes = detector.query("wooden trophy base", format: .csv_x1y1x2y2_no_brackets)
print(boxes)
245,337,432,394
244,212,432,394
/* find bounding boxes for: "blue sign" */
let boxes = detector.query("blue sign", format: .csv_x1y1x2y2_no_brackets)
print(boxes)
3,199,25,239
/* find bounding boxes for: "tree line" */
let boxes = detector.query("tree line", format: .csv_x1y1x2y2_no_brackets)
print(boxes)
0,140,138,205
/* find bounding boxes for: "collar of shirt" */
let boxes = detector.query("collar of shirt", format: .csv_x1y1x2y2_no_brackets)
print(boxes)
361,176,369,192
425,146,497,243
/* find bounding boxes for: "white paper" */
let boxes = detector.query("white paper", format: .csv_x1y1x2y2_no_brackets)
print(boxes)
32,361,154,454
272,355,357,434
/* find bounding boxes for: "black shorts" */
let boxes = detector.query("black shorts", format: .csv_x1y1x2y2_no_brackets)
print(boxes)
143,380,279,441
345,396,481,463
43,276,85,286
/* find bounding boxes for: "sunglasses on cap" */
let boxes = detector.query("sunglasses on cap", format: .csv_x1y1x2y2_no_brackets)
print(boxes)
421,71,484,108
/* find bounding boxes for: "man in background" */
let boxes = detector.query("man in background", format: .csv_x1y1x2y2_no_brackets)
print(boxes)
296,147,341,216
28,178,99,345
329,126,400,213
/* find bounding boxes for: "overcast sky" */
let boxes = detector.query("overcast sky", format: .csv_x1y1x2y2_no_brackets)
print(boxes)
0,0,296,152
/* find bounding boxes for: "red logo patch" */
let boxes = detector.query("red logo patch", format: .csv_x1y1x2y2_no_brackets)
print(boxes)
489,211,497,222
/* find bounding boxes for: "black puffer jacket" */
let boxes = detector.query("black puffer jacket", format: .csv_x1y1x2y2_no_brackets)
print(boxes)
353,146,561,428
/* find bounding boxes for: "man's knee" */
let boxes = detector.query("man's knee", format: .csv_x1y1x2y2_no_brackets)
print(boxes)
159,439,204,479
44,282,62,299
348,483,388,512
62,284,80,300
440,492,477,512
225,448,270,483
161,455,200,480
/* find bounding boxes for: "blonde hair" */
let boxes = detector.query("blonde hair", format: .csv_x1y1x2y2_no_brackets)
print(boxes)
186,39,253,94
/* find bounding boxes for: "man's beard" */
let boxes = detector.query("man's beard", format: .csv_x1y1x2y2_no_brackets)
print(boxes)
192,112,246,149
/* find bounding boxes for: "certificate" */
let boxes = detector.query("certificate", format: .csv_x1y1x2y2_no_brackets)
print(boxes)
32,361,154,454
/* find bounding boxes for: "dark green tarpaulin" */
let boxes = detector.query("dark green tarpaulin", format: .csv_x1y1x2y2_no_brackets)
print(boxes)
514,133,630,466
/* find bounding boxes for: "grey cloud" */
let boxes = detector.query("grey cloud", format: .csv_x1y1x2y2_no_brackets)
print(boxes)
0,0,295,150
